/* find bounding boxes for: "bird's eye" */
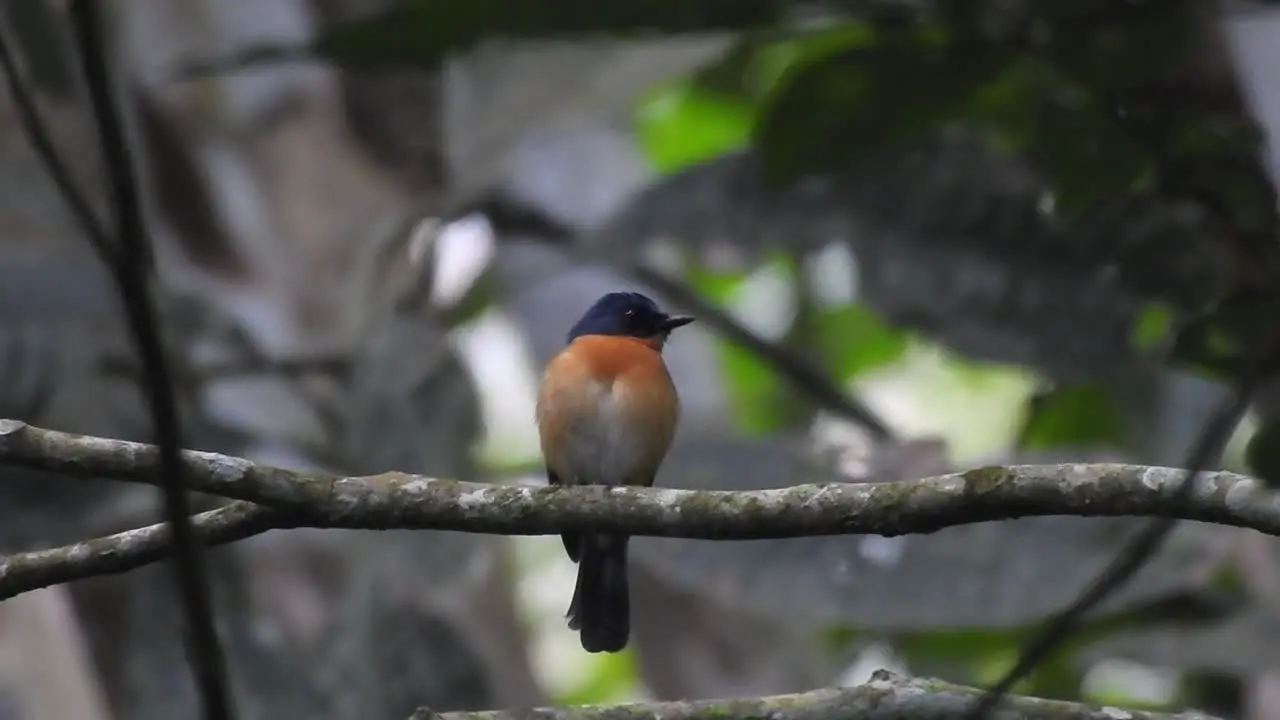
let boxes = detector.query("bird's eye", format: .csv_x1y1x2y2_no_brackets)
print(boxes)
625,309,635,317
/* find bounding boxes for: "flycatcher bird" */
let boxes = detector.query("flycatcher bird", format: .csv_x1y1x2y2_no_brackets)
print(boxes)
536,292,693,653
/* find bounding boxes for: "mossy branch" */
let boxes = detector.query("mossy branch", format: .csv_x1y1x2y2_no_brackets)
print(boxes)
0,420,1248,718
0,417,1274,601
411,669,1217,719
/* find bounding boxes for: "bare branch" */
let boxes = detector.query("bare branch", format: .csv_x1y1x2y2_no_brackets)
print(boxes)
64,1,234,714
0,502,290,600
0,418,1277,544
967,355,1263,718
629,264,895,441
98,353,352,384
0,416,1256,717
410,669,1218,720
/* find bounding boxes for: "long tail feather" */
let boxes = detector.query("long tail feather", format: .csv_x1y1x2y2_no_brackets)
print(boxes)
566,534,630,653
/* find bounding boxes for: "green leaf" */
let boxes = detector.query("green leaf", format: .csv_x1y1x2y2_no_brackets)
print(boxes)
686,264,793,435
897,628,1039,693
816,305,909,380
635,82,754,174
747,23,876,96
1129,303,1176,355
181,0,789,74
1016,384,1129,451
753,26,1011,183
898,627,1022,665
819,625,864,654
719,342,792,435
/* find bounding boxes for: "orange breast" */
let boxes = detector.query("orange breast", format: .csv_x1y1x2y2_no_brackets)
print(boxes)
535,335,679,487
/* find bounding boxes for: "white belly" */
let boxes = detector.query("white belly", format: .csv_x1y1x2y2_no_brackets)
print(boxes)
558,383,651,487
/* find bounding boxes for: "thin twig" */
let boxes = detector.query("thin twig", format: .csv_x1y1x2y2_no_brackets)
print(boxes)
964,337,1277,718
470,193,897,441
67,2,233,718
0,12,112,260
98,353,352,384
0,501,290,600
630,264,895,440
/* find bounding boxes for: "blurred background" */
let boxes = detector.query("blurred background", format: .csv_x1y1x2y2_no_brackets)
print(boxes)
3,0,1280,718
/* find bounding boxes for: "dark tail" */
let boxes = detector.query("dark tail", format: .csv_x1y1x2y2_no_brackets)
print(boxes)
566,534,630,653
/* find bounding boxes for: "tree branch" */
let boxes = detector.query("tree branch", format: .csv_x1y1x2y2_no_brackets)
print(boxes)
0,417,1276,545
966,346,1265,718
410,669,1217,720
0,501,290,600
66,1,233,716
627,263,896,441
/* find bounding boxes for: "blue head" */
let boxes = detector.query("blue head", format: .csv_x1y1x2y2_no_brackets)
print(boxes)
566,292,694,346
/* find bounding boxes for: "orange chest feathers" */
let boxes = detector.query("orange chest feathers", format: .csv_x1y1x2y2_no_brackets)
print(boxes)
535,335,680,486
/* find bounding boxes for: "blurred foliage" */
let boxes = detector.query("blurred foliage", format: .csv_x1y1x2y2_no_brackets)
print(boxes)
637,75,913,433
1130,303,1177,355
1244,420,1280,489
812,304,909,380
753,24,1010,185
637,1,1271,380
684,261,792,435
621,2,1251,695
962,57,1152,214
126,0,1280,712
183,0,800,75
638,78,790,435
556,650,639,706
635,81,752,174
1016,384,1129,452
624,1,1274,704
207,0,1274,382
895,592,1238,708
641,437,1220,631
899,627,1084,701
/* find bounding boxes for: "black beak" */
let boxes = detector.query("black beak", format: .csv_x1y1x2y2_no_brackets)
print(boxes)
659,315,695,332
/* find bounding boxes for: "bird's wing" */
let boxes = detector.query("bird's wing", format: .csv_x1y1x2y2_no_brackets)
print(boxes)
537,349,610,563
536,348,603,482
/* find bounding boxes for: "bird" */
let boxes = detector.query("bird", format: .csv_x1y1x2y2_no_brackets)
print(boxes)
535,292,693,653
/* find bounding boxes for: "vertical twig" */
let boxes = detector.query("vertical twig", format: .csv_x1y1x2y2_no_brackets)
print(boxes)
471,193,898,441
62,1,234,717
0,16,111,260
963,338,1275,719
632,265,896,441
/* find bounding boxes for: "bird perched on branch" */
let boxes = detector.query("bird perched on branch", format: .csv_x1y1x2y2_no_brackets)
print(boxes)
536,292,693,653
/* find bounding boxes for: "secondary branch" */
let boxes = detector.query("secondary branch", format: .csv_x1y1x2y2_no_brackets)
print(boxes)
411,669,1217,719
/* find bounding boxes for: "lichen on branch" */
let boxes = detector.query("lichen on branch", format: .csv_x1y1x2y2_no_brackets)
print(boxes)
0,420,1252,718
0,419,1274,542
410,669,1218,720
